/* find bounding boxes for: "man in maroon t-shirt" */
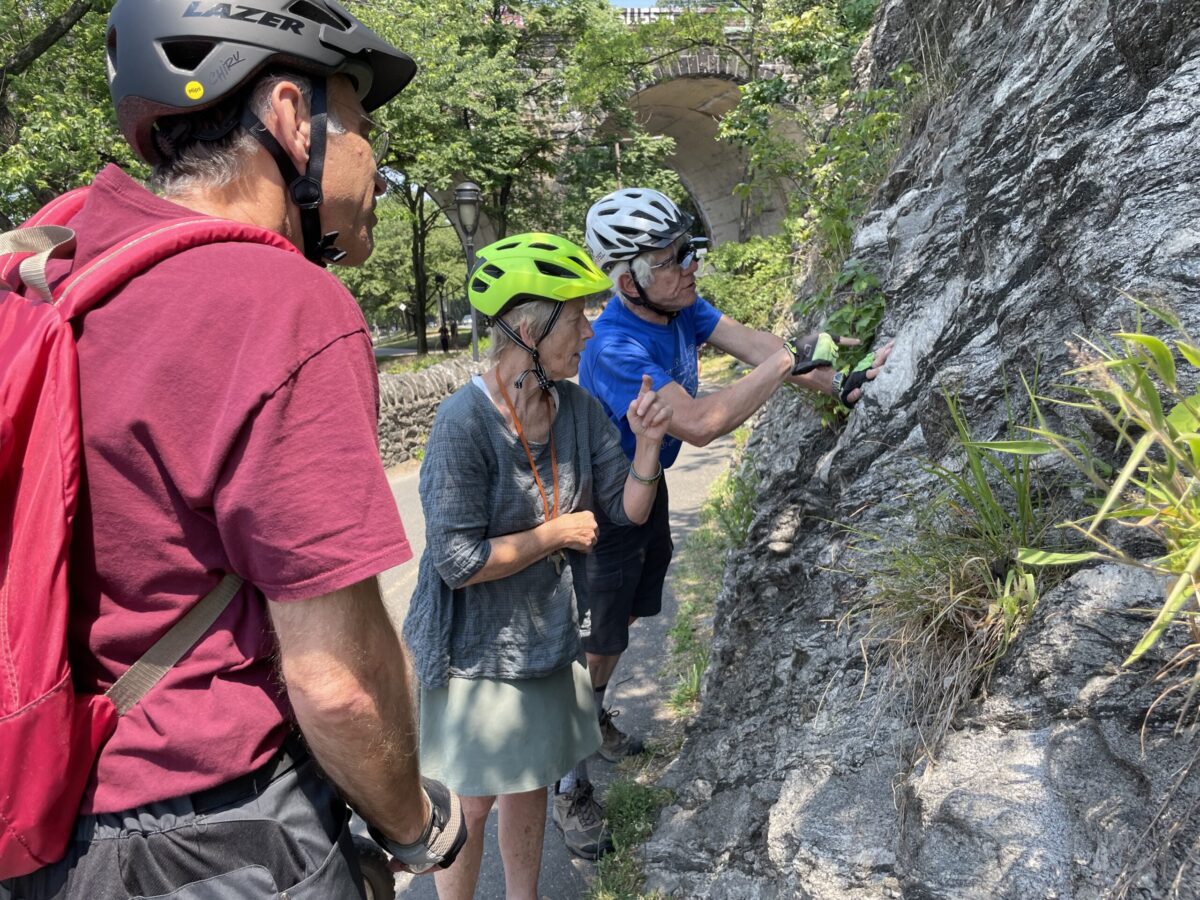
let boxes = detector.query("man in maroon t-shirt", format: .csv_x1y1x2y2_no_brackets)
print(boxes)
0,3,465,899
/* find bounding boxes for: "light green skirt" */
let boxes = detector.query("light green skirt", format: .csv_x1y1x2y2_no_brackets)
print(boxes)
419,660,601,797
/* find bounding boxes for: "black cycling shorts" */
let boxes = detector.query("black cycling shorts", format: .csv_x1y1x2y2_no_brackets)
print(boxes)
580,477,672,656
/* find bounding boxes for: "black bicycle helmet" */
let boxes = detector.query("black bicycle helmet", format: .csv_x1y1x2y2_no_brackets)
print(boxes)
106,0,416,266
107,0,415,165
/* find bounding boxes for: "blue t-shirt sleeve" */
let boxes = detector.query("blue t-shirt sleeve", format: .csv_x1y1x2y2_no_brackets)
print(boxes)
587,334,674,421
692,296,723,345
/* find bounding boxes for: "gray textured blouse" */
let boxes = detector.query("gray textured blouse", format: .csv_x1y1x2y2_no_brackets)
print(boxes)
403,377,633,689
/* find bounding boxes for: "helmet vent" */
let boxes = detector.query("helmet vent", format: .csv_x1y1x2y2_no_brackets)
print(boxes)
288,1,350,29
161,40,216,73
567,255,589,269
481,264,505,279
535,261,580,279
471,278,489,292
495,241,521,251
529,242,559,251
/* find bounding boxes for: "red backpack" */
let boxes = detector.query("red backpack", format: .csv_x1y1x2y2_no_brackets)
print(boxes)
0,189,298,879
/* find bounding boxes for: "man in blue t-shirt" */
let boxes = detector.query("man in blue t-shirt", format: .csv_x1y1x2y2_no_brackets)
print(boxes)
576,187,893,764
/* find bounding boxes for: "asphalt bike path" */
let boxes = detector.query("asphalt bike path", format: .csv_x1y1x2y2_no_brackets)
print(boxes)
374,396,736,899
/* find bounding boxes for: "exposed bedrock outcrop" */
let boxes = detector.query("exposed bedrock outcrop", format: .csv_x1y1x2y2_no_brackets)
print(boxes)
644,1,1200,897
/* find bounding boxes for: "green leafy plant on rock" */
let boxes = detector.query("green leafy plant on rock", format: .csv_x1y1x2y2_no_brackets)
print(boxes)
987,304,1200,731
851,388,1067,761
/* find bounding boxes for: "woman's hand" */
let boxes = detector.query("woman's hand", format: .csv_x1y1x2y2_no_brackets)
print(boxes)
627,374,673,444
552,511,599,552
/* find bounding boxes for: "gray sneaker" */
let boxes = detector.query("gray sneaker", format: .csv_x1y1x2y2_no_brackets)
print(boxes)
597,708,645,762
553,781,614,860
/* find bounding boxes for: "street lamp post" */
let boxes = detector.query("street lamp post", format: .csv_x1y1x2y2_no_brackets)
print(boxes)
454,181,482,361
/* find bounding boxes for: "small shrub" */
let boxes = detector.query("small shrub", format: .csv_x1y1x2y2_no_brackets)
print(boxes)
699,233,794,332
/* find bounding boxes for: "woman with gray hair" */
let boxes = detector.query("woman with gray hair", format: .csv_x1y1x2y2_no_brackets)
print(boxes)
403,233,673,899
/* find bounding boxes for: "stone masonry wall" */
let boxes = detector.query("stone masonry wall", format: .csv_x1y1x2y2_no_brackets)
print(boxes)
377,359,485,468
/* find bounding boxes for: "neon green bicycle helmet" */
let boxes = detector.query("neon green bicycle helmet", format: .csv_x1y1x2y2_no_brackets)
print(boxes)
469,233,611,391
469,233,612,317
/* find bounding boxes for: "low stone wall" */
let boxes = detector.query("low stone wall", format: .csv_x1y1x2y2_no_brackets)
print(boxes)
377,358,486,467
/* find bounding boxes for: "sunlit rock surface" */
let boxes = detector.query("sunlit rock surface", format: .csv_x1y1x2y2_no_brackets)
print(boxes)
644,1,1200,896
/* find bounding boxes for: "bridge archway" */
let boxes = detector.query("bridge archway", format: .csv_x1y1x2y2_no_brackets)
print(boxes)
622,50,798,247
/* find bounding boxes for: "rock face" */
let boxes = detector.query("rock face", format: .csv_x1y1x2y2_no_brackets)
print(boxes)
644,1,1200,897
377,359,485,467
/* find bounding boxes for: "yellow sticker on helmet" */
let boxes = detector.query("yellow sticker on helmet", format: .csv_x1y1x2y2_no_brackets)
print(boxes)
185,81,205,101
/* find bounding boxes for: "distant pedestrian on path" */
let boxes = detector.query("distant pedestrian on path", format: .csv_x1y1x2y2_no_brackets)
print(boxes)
576,187,894,766
440,323,450,352
403,233,673,897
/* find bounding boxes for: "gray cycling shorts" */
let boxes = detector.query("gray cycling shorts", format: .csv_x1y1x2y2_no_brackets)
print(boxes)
0,740,366,900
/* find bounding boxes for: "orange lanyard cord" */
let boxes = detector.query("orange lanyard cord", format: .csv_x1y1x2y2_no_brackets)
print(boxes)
496,377,559,521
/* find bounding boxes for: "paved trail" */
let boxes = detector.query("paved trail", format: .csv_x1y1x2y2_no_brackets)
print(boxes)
374,414,736,900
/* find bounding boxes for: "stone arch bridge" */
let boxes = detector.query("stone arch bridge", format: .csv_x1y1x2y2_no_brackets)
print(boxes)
433,10,798,253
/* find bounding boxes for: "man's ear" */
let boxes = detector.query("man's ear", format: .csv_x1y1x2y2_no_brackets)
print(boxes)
617,270,640,297
261,79,310,174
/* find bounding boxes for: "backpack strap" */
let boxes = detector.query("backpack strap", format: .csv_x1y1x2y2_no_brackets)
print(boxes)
0,225,76,302
54,216,299,319
105,574,245,716
0,186,90,287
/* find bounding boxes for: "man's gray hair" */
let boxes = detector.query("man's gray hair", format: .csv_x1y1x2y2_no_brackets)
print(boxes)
152,72,344,197
609,255,656,296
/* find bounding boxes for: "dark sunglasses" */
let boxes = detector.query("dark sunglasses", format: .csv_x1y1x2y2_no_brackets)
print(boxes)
647,238,697,272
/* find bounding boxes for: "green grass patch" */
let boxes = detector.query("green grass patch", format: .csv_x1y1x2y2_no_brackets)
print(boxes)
850,388,1069,763
697,349,744,387
588,770,673,900
663,425,756,717
377,337,490,375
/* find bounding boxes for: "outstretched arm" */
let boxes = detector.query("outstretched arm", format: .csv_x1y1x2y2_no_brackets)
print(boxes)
655,346,793,447
706,315,836,394
707,315,894,406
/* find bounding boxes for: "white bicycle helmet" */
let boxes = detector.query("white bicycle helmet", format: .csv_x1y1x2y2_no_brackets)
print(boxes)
585,188,693,273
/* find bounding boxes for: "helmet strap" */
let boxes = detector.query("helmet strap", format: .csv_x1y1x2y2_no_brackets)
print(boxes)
628,276,679,321
494,302,565,392
241,77,346,266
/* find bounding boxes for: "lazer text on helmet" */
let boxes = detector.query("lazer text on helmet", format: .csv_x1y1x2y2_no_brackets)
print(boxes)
182,3,305,34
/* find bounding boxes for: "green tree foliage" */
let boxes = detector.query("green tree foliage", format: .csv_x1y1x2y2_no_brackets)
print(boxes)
352,0,691,348
700,233,792,331
335,192,467,338
0,0,140,228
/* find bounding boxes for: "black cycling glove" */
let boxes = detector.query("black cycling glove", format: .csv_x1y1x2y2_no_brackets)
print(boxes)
785,331,840,375
832,352,876,408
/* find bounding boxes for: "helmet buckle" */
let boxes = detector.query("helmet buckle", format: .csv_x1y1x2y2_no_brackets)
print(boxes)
290,175,323,210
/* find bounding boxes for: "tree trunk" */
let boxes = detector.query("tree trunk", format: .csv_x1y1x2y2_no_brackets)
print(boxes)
411,206,428,356
1,0,97,83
